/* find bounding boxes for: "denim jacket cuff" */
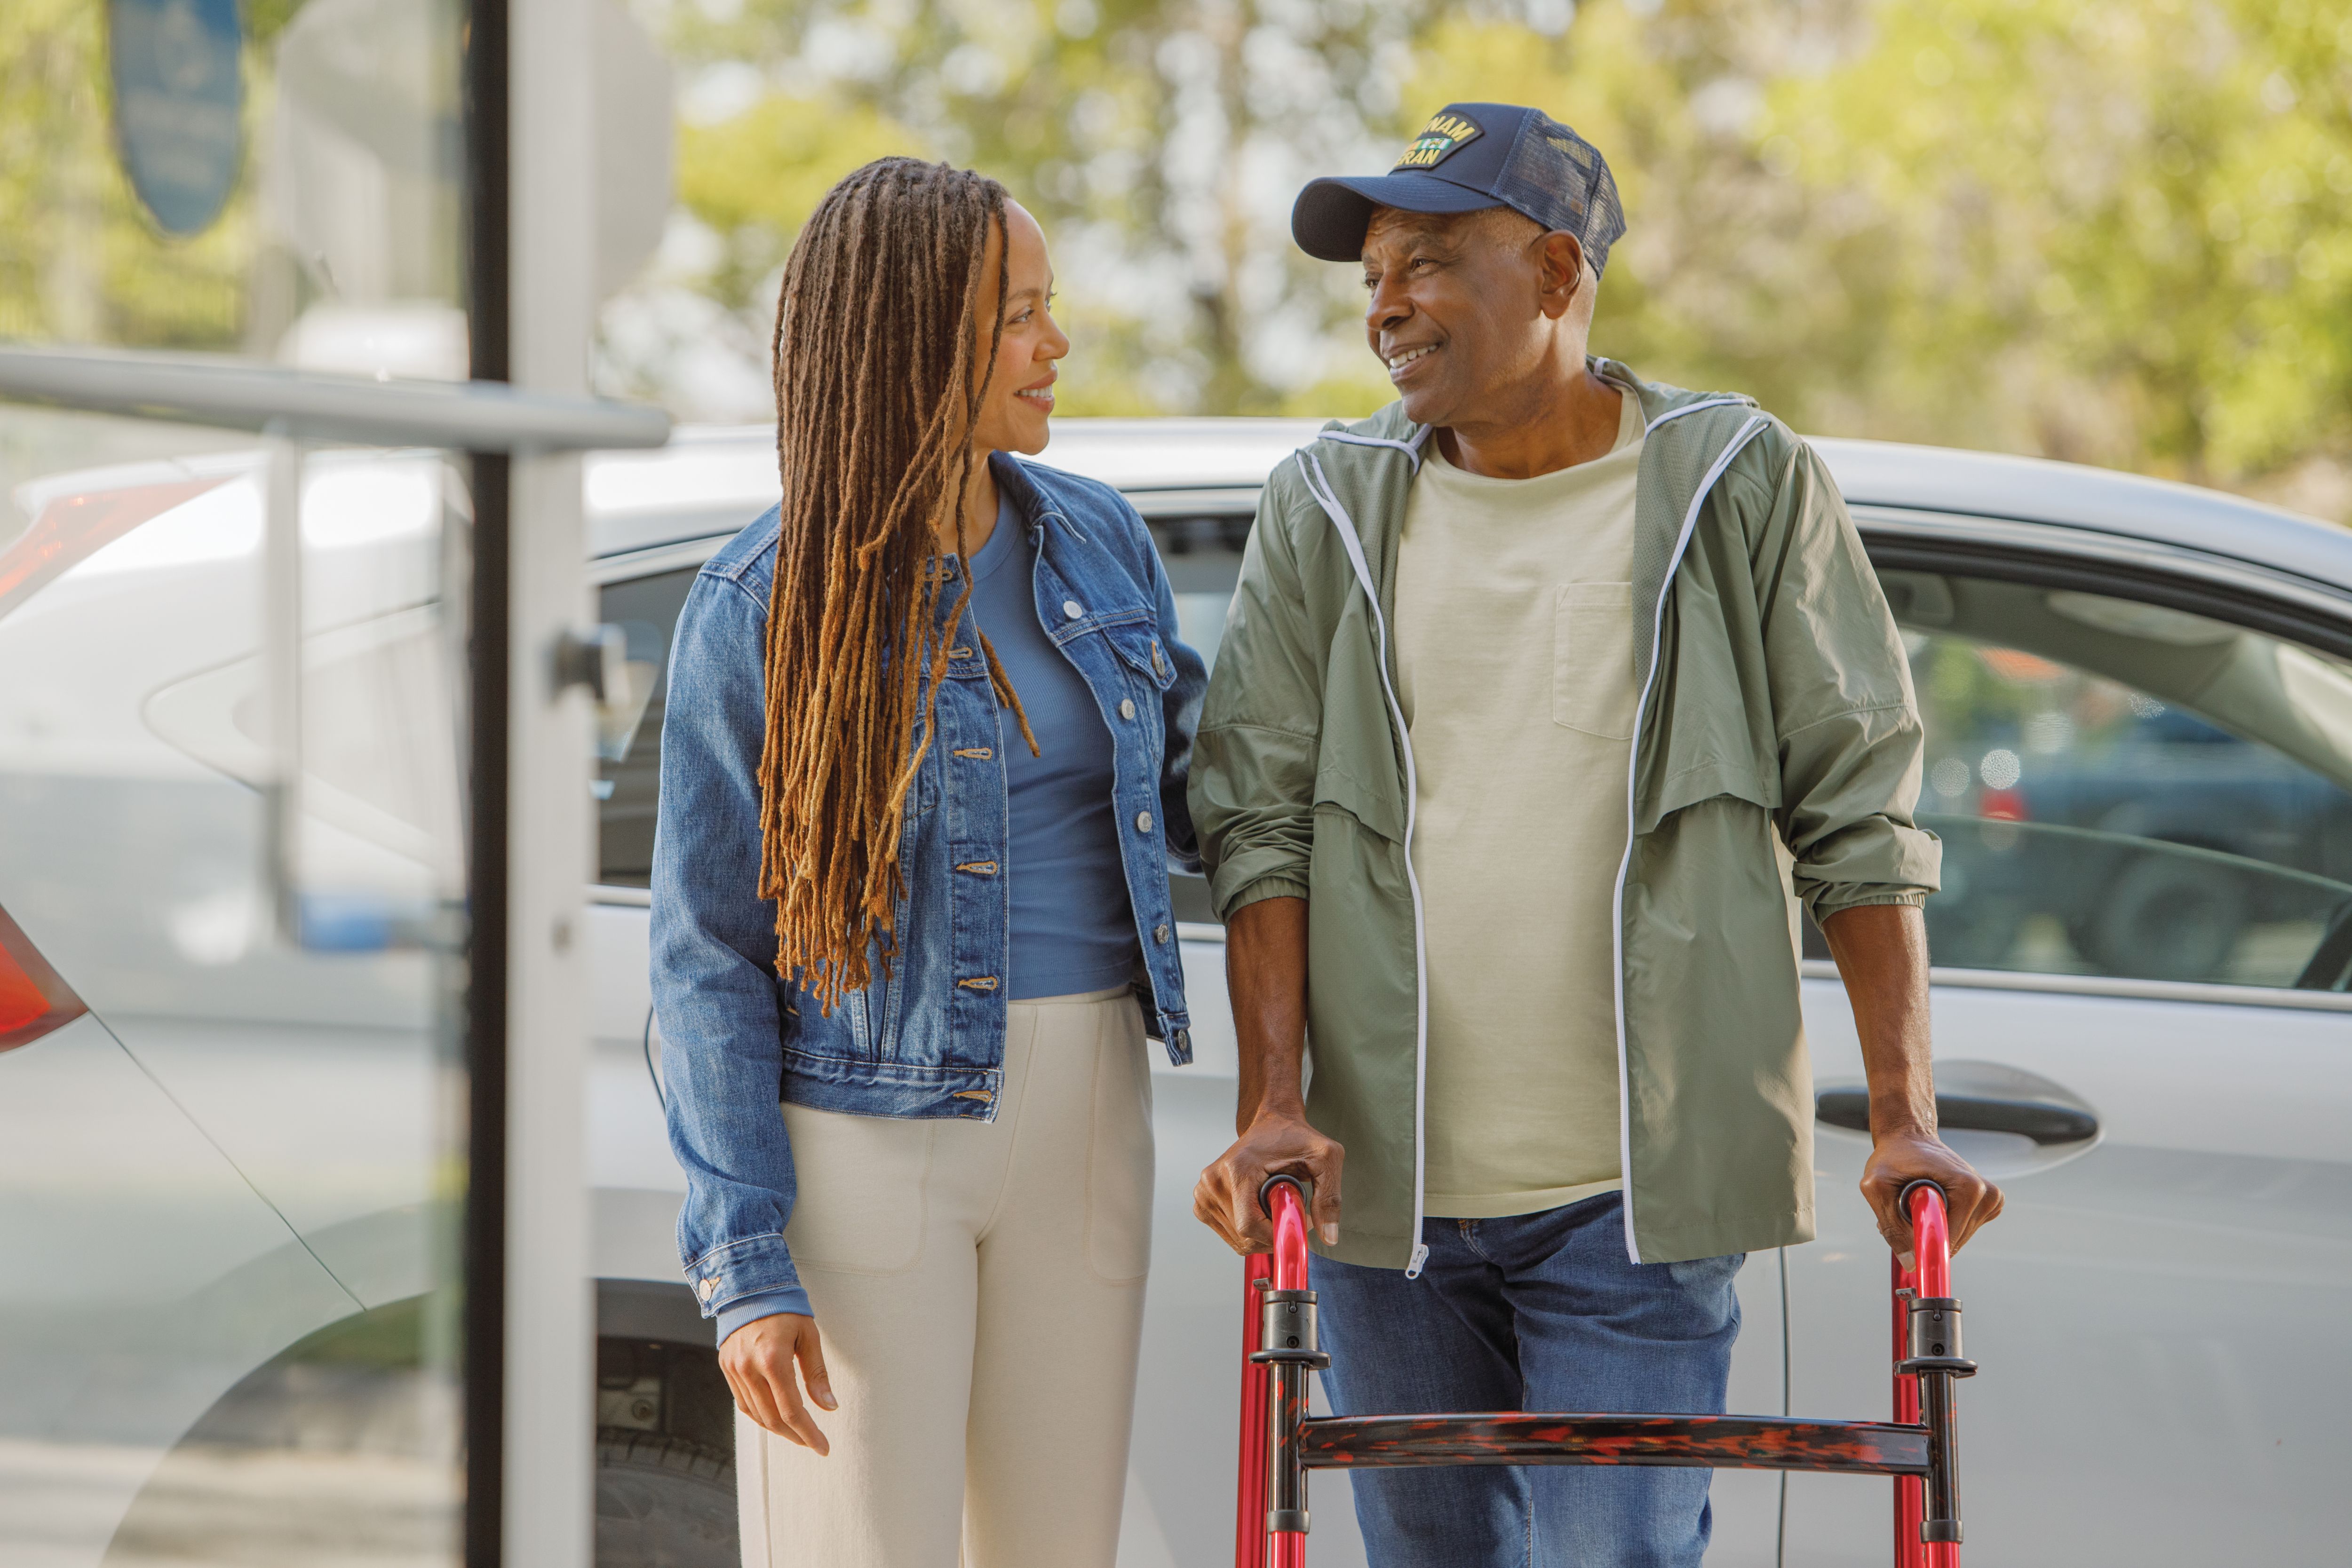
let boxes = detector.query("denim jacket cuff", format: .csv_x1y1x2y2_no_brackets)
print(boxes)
715,1288,810,1346
683,1232,808,1322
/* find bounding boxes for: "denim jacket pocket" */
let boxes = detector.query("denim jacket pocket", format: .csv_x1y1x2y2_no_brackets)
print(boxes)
1106,623,1177,692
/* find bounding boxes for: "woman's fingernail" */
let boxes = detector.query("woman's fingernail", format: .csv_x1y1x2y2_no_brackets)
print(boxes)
817,1392,838,1410
1321,1223,1339,1245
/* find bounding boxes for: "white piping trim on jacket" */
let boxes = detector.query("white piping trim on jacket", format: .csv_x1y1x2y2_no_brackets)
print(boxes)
1609,411,1772,1265
1297,449,1434,1278
1320,427,1434,471
1643,396,1751,435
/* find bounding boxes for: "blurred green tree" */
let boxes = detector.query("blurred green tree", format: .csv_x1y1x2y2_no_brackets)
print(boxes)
1764,0,2352,492
628,0,2352,514
645,0,1449,416
0,0,265,351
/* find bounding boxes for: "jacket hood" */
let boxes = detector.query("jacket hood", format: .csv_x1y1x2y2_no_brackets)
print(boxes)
1315,357,1755,455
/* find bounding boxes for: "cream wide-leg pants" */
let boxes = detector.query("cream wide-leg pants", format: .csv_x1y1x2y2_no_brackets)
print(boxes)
736,986,1155,1568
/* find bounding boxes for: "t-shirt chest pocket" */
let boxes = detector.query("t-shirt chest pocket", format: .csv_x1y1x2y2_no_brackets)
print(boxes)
1553,581,1636,740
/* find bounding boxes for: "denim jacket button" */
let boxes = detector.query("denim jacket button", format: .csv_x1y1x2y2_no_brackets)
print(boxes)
1062,599,1083,620
1119,698,1136,721
1153,923,1170,943
1135,810,1152,833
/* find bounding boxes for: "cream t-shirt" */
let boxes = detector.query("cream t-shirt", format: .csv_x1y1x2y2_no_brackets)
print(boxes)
1395,391,1643,1218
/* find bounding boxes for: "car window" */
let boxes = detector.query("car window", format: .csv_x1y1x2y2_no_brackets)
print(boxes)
593,517,1255,911
595,567,698,888
1148,515,1251,673
1884,571,2352,990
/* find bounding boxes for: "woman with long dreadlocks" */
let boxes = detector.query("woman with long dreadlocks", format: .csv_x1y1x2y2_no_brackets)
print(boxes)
650,157,1206,1565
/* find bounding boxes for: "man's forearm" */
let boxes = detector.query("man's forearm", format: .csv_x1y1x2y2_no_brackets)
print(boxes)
1820,902,1935,1135
1225,895,1310,1132
1192,893,1343,1251
1820,900,2003,1253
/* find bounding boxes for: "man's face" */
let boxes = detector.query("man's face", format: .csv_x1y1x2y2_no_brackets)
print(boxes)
1359,206,1573,429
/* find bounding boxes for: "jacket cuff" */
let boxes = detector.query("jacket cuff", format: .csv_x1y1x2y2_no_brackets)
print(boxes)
684,1232,807,1323
715,1288,810,1347
1808,887,1930,922
1216,874,1310,921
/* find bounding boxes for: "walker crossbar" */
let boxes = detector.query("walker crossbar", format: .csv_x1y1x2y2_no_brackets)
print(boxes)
1296,1412,1931,1474
1235,1175,1971,1568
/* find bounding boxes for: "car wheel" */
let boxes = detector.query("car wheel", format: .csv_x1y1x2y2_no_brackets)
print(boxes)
594,1326,739,1568
596,1427,735,1568
2080,857,2249,980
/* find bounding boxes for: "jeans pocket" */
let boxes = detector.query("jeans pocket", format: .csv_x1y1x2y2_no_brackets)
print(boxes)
1554,581,1636,739
778,1103,935,1274
1086,1004,1156,1281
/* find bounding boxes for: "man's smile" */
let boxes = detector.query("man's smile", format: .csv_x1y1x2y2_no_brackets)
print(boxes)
1385,343,1439,378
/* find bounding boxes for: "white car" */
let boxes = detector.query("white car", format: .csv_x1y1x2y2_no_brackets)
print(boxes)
4,420,2348,1568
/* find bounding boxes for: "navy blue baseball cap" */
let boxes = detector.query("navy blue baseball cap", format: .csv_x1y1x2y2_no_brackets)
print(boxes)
1292,103,1627,275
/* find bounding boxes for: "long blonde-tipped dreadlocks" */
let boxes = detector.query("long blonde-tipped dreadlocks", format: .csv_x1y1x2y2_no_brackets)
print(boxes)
758,157,1038,1014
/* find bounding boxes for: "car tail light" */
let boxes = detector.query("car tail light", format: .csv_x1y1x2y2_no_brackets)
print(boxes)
0,474,234,625
0,902,86,1053
1979,787,2030,822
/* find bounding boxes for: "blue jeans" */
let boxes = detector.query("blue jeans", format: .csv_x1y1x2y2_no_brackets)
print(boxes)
1311,1193,1743,1568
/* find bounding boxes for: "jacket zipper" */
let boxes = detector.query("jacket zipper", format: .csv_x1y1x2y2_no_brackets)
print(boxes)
1609,408,1771,1263
1300,404,1767,1274
1298,446,1434,1276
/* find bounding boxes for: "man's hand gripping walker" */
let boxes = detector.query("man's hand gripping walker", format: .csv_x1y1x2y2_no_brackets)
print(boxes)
1234,1176,1974,1568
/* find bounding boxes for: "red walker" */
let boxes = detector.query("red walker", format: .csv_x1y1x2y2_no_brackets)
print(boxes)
1235,1177,1972,1568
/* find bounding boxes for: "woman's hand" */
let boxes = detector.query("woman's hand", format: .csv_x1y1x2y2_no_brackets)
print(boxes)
719,1312,838,1454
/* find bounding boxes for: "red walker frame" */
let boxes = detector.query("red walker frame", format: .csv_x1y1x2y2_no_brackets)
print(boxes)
1235,1177,1972,1568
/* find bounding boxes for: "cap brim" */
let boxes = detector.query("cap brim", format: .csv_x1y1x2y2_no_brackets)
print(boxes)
1290,174,1505,262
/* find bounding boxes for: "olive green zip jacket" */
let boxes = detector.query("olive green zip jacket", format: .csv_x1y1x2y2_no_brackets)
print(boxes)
1190,362,1940,1271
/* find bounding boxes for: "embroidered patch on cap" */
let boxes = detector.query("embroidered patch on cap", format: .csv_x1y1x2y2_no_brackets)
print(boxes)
1391,110,1484,171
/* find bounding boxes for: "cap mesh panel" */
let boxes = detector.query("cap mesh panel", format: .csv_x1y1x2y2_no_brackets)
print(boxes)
1497,116,1627,277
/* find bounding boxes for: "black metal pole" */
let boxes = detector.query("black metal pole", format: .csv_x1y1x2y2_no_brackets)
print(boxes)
1920,1370,1963,1544
462,0,509,1563
1269,1361,1311,1534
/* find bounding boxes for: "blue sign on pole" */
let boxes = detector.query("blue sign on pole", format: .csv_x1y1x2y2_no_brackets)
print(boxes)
108,0,245,237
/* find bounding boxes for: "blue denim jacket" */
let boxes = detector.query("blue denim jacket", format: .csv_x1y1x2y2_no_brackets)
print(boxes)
652,452,1205,1325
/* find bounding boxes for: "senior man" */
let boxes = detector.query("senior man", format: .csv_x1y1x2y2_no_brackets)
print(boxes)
1189,102,2002,1566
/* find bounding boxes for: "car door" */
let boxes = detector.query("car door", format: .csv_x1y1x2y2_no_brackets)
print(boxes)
586,547,719,1287
1782,530,2352,1565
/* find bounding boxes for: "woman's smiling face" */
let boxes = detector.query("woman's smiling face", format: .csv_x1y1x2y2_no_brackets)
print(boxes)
969,200,1068,458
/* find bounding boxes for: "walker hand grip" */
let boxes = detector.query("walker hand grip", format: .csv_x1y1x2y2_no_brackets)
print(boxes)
1257,1172,1312,1219
1899,1179,1953,1298
1892,1180,1965,1566
1240,1175,1314,1566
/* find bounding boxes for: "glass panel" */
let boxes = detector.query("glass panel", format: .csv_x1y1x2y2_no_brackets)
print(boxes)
595,566,698,889
1885,571,2352,989
1150,514,1252,673
586,510,1256,924
1,0,468,377
1149,515,1249,924
0,407,467,1567
588,510,1260,894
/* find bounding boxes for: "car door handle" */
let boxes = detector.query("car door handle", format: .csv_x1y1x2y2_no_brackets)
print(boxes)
1815,1088,2098,1145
